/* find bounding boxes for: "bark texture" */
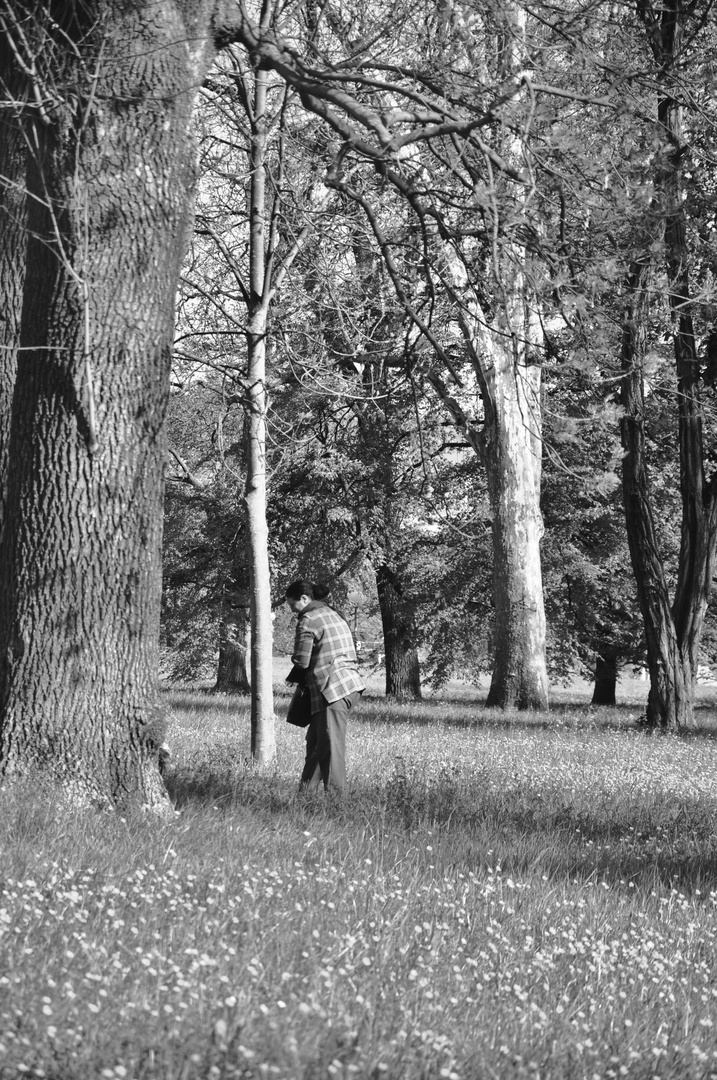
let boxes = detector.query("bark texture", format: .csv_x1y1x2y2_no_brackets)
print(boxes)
430,270,549,711
0,34,27,526
426,6,548,710
0,2,224,806
620,256,690,726
482,3,548,711
214,618,251,694
244,62,276,764
376,565,422,700
482,333,548,709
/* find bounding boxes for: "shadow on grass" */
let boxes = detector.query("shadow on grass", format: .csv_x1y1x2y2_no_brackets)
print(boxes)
353,695,717,740
354,697,622,733
162,684,293,718
161,679,717,891
162,681,717,738
163,689,249,710
163,761,717,897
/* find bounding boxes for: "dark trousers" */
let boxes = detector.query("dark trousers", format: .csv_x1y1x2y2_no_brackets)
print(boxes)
300,691,361,792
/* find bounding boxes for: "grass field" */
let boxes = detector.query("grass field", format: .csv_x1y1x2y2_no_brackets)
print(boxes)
3,669,717,1079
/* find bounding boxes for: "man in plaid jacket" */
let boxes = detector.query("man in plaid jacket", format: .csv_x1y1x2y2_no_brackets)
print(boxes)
285,580,365,792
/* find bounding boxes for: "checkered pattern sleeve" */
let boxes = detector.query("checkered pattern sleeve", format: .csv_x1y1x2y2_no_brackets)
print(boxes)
292,603,365,711
292,618,317,672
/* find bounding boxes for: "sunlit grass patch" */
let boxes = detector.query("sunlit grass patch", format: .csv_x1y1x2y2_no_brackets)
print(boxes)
3,686,717,1078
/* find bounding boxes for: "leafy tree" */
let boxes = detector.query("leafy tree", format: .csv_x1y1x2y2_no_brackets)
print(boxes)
175,46,337,758
612,0,717,726
516,0,717,721
222,0,555,708
162,382,249,690
266,195,500,698
540,362,649,702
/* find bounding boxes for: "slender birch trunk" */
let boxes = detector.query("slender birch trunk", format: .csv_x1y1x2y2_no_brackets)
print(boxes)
245,62,276,763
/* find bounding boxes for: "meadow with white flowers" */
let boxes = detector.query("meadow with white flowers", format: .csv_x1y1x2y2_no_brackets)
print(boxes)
3,678,717,1080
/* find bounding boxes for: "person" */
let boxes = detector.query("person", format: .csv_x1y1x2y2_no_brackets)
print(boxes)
285,579,365,793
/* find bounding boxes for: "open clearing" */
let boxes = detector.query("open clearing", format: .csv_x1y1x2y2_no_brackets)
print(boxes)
2,671,717,1079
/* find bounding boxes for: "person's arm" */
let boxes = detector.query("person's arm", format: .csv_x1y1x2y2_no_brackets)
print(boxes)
291,616,316,671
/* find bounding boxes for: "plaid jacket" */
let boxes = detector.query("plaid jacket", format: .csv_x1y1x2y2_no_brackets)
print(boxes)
291,601,365,713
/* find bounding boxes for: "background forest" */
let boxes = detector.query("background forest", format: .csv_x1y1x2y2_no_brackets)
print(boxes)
160,0,717,723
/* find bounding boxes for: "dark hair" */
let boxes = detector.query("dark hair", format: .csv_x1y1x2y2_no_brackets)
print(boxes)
285,579,332,602
286,579,316,601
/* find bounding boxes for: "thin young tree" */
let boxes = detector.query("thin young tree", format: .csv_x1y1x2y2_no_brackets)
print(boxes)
177,44,335,759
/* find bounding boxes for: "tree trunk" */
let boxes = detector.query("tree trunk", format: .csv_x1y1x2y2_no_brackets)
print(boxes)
245,62,276,764
483,4,549,711
423,7,548,711
0,39,27,527
620,255,691,727
214,618,251,693
187,50,318,758
430,280,549,711
0,2,226,807
376,564,422,700
658,8,717,711
482,338,549,710
620,0,717,729
591,651,618,706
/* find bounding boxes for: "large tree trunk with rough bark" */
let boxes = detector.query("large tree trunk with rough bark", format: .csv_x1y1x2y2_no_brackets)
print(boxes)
444,215,548,711
0,1,225,807
430,286,549,711
376,565,422,700
0,38,27,526
424,6,548,711
482,4,549,711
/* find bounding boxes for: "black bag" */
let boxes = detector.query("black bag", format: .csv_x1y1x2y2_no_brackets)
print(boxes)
286,685,312,727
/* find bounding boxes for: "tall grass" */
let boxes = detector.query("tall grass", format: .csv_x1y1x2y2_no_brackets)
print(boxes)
3,684,717,1079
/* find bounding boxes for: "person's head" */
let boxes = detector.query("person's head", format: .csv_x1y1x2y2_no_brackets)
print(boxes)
285,579,316,614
